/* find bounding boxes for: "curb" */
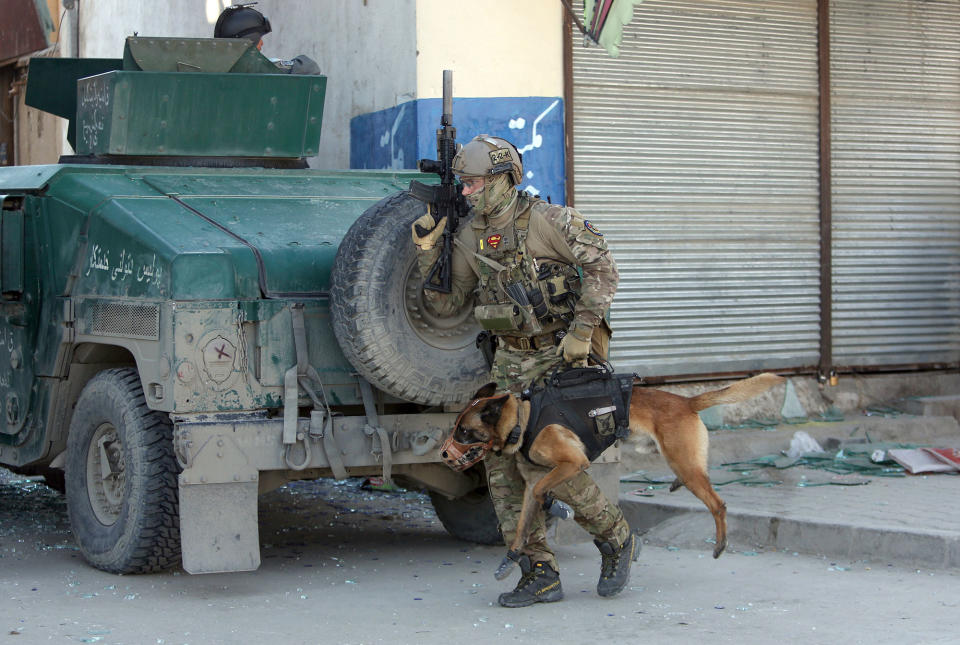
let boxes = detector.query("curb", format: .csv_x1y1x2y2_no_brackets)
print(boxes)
618,414,960,570
619,495,960,570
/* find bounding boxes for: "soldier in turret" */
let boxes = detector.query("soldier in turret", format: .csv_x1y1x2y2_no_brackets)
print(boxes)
214,3,320,75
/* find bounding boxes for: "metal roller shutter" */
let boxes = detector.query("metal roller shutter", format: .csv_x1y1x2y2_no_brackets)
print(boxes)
831,0,960,368
571,0,821,377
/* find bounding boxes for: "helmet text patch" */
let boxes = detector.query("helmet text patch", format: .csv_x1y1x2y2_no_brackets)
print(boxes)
489,149,512,165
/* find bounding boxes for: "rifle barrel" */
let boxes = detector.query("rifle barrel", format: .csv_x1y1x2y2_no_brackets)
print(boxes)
442,69,453,126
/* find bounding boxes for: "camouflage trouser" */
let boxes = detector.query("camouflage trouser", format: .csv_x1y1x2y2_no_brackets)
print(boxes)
485,344,630,570
490,343,564,397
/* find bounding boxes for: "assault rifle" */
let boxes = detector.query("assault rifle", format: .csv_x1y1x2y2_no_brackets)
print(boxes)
408,69,468,293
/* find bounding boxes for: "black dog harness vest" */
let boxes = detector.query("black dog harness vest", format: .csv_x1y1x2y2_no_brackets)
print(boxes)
518,366,635,463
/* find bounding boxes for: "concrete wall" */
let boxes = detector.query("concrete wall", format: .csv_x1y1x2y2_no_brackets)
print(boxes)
9,0,63,165
414,0,563,99
78,0,211,56
16,93,63,165
255,0,417,169
351,0,568,201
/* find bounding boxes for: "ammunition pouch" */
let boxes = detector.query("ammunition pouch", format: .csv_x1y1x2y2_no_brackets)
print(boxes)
537,262,581,319
474,303,523,332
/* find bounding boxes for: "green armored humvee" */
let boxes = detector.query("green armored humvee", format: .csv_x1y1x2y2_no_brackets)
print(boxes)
0,37,499,574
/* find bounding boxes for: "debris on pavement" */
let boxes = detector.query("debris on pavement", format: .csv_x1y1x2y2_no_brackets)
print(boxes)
360,476,404,492
786,430,825,458
622,433,933,492
887,448,960,474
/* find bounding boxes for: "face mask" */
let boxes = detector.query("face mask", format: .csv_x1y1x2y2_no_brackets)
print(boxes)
466,174,515,217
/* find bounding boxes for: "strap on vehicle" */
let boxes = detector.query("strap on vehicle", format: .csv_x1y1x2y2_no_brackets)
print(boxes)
359,378,394,486
283,303,347,478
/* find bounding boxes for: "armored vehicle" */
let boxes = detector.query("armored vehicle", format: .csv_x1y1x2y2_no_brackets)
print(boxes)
0,36,511,575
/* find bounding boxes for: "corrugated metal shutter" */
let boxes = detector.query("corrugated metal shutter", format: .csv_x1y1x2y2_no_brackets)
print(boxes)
571,0,821,376
831,0,960,367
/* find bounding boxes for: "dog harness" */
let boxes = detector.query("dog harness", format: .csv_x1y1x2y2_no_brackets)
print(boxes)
517,366,635,463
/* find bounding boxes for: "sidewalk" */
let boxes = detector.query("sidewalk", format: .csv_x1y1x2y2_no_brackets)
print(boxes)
618,413,960,570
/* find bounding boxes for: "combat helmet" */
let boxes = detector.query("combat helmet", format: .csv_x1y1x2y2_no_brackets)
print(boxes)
453,135,523,186
214,3,272,42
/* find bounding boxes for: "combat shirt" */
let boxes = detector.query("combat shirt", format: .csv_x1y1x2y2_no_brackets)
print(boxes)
416,191,618,332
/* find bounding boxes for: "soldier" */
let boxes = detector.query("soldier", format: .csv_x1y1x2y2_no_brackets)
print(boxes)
411,135,636,608
214,3,320,75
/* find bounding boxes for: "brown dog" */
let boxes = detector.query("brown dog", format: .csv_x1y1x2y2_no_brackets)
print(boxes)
452,372,785,578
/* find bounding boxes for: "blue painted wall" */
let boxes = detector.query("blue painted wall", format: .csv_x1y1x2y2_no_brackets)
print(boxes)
351,97,566,205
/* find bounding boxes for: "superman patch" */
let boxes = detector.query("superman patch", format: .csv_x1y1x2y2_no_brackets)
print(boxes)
584,220,603,236
487,234,502,249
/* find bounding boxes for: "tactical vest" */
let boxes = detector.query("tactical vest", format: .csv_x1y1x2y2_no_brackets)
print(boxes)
519,366,635,463
471,195,582,337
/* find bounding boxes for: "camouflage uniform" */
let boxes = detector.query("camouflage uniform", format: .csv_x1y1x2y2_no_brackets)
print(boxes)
417,190,630,570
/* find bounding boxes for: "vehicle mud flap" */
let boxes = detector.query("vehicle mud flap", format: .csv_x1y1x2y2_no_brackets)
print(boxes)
179,433,260,574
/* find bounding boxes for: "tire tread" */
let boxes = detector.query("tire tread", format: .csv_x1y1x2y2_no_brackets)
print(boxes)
330,192,487,405
65,368,180,574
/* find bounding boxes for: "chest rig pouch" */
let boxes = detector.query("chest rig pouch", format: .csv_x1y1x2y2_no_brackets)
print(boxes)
472,199,579,336
473,209,531,332
519,365,635,463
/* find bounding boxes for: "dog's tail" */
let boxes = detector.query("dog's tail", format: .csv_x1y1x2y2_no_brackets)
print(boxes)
687,373,785,413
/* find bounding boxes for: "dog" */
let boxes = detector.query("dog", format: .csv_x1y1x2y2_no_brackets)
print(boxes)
450,372,785,579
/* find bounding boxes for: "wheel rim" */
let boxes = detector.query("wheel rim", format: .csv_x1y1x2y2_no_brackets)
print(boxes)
86,422,126,525
403,259,479,350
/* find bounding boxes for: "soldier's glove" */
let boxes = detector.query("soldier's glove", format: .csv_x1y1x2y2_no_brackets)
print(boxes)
411,212,447,251
556,322,593,366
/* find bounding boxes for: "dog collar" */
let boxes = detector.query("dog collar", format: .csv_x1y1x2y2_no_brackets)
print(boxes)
504,425,522,446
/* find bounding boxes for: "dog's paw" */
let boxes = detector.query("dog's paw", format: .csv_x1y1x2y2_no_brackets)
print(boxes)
713,539,727,559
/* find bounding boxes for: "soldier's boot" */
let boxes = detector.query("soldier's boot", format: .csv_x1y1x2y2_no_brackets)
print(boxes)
595,532,640,597
497,555,564,608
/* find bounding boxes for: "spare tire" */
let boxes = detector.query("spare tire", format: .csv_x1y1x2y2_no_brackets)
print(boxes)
330,191,488,406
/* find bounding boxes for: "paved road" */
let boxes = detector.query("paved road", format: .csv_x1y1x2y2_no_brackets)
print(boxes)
1,472,957,645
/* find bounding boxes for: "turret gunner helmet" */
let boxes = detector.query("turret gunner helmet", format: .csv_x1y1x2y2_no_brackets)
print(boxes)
214,3,272,42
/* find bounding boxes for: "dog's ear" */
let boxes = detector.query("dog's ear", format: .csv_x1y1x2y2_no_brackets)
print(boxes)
473,383,498,399
479,394,510,427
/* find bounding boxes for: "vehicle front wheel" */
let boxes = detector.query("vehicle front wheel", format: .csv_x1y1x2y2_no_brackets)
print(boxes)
65,368,180,573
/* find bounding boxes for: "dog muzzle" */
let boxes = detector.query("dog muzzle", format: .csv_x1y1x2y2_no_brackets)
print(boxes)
439,397,500,471
439,434,492,471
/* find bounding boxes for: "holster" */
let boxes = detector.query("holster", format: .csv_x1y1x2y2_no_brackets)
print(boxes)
476,331,497,369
